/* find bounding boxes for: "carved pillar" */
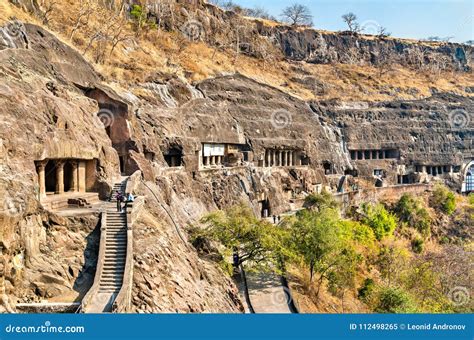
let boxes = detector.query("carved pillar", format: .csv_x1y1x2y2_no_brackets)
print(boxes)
272,150,276,167
288,151,293,167
265,150,270,167
71,161,78,192
282,151,287,167
37,162,46,199
422,165,427,174
56,161,65,194
278,151,282,166
78,160,86,193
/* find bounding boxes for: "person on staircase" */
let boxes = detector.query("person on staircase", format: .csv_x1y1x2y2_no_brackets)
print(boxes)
116,191,124,212
125,192,134,209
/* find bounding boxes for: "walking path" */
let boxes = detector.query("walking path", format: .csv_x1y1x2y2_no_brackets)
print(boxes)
245,271,292,313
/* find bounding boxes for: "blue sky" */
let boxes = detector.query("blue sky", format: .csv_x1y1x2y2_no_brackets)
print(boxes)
231,0,473,43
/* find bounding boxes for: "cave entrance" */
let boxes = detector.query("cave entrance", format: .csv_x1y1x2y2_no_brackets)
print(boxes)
45,160,57,193
323,161,334,175
261,199,271,218
63,161,74,192
164,147,183,167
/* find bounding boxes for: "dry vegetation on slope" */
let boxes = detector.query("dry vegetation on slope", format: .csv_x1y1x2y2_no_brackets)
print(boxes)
1,0,472,102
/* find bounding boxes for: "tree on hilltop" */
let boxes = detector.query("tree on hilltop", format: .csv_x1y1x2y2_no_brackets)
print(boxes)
280,4,313,27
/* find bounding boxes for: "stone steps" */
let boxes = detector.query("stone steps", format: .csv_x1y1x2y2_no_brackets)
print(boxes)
89,178,129,308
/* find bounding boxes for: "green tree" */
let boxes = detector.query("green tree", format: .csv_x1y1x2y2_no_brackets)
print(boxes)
304,190,339,212
403,261,453,313
130,5,147,30
361,203,398,240
394,194,431,238
376,245,410,285
289,208,342,282
326,247,361,311
431,185,456,215
197,203,289,271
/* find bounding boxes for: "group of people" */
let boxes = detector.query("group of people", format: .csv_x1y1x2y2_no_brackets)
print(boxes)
114,192,134,212
272,215,281,224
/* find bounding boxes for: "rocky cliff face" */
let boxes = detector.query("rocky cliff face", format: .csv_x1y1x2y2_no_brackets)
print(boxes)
260,26,473,71
170,1,474,72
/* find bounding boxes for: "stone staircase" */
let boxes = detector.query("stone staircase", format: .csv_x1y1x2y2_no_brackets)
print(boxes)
81,178,129,313
99,209,127,295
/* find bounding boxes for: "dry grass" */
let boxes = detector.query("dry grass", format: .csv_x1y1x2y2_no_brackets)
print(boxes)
1,0,473,102
287,263,370,313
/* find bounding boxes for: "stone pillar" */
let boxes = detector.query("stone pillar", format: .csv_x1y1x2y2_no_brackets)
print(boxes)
71,161,78,192
56,161,65,194
382,150,386,159
278,151,282,166
375,151,379,160
422,165,427,174
272,150,276,167
449,165,453,175
361,151,365,160
289,151,293,167
78,160,86,193
37,162,46,199
282,151,287,167
265,151,270,167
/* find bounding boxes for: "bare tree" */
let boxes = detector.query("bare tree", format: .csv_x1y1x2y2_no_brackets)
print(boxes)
280,4,313,27
377,26,391,39
39,0,57,25
246,7,276,21
342,12,360,33
69,0,95,40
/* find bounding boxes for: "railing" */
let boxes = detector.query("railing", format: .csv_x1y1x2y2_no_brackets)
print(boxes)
80,211,108,312
112,196,144,313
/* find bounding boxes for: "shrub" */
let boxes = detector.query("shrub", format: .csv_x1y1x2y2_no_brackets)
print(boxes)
411,238,424,253
431,185,456,215
304,190,339,212
394,194,431,238
361,203,398,240
358,278,375,302
375,287,417,313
